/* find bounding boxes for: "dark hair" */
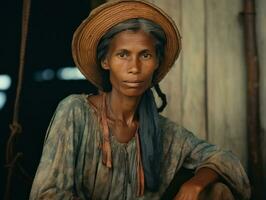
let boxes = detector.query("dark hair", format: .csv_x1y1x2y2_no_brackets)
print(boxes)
96,18,166,191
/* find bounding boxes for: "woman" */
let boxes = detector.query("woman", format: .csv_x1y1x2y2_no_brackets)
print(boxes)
30,0,250,199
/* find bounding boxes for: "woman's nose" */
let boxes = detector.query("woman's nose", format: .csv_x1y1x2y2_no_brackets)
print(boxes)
128,57,141,74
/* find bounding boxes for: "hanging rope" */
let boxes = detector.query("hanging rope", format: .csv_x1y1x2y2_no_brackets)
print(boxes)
5,0,32,199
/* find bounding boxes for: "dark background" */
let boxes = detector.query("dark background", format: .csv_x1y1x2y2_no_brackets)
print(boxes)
0,0,104,199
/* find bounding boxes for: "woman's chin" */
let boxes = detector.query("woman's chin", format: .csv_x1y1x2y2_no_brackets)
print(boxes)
120,87,147,97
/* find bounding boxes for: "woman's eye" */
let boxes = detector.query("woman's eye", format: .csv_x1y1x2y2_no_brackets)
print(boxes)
117,52,128,58
141,53,152,59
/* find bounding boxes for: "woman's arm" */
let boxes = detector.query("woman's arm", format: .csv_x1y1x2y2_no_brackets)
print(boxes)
174,167,219,200
30,95,85,200
177,128,251,200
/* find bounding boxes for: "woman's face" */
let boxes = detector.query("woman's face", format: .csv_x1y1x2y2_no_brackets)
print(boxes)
101,30,158,97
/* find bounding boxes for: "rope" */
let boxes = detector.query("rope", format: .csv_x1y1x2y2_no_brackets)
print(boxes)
4,0,32,199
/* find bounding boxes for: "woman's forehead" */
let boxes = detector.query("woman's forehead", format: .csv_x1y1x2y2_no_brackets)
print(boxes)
109,30,156,49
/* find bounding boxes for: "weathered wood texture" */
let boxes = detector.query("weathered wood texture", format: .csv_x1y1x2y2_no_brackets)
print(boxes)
181,0,206,139
150,0,183,126
206,1,247,166
149,0,250,168
151,0,207,139
257,0,266,188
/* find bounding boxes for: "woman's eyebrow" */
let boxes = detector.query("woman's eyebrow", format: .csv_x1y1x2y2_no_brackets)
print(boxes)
114,49,130,54
139,49,153,54
114,48,153,54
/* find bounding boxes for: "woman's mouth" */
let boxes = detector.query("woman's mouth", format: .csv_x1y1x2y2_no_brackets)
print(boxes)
123,80,144,88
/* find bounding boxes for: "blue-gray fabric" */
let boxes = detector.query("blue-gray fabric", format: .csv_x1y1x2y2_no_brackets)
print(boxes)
138,89,161,191
30,94,251,200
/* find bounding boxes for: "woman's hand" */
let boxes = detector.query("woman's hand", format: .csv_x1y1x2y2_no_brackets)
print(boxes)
174,167,220,200
174,177,203,200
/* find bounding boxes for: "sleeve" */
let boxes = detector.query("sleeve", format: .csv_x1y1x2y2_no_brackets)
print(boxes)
181,128,251,200
29,95,85,200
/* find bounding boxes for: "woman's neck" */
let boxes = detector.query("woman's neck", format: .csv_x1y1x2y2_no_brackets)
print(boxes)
107,90,141,125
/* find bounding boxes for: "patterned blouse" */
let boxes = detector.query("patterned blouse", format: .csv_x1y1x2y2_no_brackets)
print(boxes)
30,94,250,200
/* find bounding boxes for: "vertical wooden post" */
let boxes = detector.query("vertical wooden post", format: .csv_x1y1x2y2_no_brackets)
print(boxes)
242,0,264,199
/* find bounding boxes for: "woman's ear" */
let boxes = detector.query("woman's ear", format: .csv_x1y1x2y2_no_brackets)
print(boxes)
101,58,110,70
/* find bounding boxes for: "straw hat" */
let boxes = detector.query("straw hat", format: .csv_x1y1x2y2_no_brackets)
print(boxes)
72,0,181,90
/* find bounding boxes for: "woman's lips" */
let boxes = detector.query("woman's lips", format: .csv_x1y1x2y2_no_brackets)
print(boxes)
123,80,144,87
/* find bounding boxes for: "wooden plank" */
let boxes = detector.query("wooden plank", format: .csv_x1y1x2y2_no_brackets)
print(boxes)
256,0,266,189
206,0,247,167
150,0,183,125
181,0,206,139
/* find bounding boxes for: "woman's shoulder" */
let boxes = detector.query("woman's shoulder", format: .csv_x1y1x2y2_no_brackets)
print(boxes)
58,94,88,106
158,115,182,133
50,94,101,137
158,115,194,140
57,94,97,111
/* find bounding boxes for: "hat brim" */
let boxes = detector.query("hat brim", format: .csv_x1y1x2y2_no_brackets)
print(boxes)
72,0,181,90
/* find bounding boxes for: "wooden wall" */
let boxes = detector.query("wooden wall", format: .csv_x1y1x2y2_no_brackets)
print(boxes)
257,0,266,188
149,0,265,179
